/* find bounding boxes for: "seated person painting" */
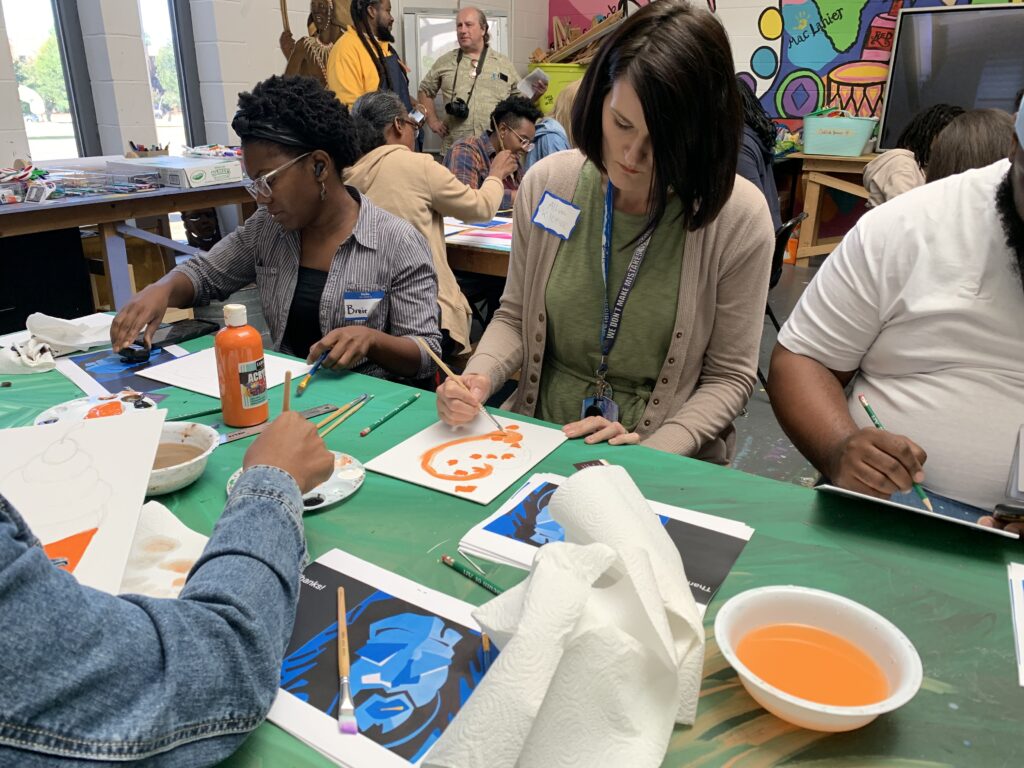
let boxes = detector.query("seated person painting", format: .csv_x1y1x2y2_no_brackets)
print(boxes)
768,106,1024,533
0,414,334,766
443,95,542,214
110,75,441,382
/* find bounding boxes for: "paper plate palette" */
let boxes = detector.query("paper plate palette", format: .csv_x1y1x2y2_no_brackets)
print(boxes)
225,451,365,512
35,390,160,425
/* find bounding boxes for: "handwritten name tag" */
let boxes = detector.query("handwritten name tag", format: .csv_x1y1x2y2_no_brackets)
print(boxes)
531,192,581,240
343,290,384,324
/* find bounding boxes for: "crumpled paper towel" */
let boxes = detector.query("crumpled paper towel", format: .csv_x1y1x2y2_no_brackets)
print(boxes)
0,337,56,374
26,312,113,356
425,465,705,768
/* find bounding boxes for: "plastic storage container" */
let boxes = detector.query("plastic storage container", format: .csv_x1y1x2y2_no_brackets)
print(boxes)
802,108,877,157
528,62,587,115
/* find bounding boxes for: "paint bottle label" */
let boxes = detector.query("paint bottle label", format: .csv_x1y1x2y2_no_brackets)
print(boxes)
238,358,268,409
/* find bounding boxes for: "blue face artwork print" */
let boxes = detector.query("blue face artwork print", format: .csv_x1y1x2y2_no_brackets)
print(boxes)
481,480,750,609
68,347,179,394
279,563,490,763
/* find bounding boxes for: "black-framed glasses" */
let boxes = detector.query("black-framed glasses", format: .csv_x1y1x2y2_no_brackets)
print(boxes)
245,152,312,199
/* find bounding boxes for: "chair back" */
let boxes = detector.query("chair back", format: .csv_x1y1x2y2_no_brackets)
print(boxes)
770,212,808,289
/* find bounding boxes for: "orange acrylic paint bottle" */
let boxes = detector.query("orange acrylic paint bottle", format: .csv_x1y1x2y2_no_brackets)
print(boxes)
215,303,269,427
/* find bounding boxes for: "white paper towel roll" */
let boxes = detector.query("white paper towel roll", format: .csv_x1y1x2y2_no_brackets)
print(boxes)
425,465,705,768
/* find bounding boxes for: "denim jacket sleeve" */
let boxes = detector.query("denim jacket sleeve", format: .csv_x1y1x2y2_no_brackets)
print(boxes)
0,465,307,766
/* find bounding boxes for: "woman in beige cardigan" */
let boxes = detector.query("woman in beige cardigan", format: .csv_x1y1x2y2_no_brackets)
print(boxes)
436,0,773,463
347,91,518,357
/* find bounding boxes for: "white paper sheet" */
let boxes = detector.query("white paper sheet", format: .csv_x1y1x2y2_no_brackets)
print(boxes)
365,414,567,505
267,548,483,768
118,501,209,598
137,347,309,399
0,410,165,593
1008,563,1024,688
815,484,1019,539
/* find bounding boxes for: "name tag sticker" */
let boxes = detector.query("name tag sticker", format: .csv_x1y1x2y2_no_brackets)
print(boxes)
532,191,581,240
343,290,384,323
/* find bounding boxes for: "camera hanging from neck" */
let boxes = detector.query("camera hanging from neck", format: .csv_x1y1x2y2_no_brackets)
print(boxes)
446,44,488,118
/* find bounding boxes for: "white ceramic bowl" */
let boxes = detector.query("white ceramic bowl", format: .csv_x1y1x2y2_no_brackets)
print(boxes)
147,422,220,496
714,585,923,732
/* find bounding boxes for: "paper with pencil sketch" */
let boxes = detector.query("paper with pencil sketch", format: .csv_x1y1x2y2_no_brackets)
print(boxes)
459,472,754,614
0,410,164,593
365,414,566,505
137,347,309,399
815,484,1019,539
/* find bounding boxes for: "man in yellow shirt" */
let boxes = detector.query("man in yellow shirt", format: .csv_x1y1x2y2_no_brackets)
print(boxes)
327,0,412,109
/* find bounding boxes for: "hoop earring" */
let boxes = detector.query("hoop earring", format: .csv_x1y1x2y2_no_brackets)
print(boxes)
320,180,327,201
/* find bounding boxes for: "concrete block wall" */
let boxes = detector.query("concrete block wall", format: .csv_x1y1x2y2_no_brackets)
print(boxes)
78,0,159,154
0,5,30,167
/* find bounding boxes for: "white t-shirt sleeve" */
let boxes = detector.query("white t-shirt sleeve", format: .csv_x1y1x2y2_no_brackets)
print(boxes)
776,222,884,372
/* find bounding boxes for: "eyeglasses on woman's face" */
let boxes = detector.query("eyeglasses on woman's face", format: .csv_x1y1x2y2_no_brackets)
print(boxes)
502,123,535,153
245,152,312,200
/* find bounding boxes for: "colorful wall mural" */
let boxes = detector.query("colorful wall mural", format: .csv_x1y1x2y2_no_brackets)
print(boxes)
547,0,1020,127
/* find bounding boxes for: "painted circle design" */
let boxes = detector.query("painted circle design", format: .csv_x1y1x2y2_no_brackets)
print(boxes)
758,7,783,40
775,69,825,118
751,46,779,79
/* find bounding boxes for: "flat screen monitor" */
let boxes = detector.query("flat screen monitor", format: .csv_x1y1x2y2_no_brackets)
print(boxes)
878,4,1024,151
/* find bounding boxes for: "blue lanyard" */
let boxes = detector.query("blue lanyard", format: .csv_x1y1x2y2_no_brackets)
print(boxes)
597,180,652,381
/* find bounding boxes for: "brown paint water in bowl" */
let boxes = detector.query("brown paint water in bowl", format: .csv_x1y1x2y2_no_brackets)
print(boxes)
736,623,889,706
153,443,205,470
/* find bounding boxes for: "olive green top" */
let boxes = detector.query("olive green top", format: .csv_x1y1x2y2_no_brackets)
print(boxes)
537,162,685,430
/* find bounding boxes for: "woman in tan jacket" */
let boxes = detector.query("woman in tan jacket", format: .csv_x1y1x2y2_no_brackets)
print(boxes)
347,91,518,357
436,0,773,463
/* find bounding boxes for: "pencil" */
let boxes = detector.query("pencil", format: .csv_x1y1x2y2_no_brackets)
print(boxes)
320,396,372,438
315,394,367,429
297,351,328,397
482,633,492,672
440,554,504,596
857,394,933,512
282,371,292,412
412,337,505,434
360,393,420,436
336,587,356,734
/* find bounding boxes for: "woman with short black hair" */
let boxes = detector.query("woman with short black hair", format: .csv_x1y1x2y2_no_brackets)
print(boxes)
436,0,773,463
110,75,441,381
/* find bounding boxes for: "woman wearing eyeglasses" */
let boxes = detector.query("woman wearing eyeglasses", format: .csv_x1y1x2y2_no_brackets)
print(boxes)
442,95,543,214
436,1,773,463
346,90,519,358
110,75,441,381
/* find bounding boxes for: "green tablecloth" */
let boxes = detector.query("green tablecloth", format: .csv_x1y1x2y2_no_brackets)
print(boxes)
2,338,1021,766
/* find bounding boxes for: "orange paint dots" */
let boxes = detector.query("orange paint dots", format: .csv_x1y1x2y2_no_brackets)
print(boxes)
501,453,514,460
454,470,468,476
486,454,497,459
470,454,482,460
447,459,459,466
454,485,477,493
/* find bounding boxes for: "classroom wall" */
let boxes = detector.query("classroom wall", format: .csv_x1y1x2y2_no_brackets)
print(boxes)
0,6,30,167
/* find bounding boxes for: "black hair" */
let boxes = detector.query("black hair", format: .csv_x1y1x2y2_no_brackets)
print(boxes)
572,0,741,233
1015,87,1024,112
232,75,363,173
736,76,776,158
351,0,392,91
491,95,543,130
351,90,407,152
926,108,1015,183
896,103,964,169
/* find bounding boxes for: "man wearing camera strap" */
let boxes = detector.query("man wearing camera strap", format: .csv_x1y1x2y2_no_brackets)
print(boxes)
417,7,540,155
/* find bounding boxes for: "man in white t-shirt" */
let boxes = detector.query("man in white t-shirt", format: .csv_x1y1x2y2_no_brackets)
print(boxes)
768,105,1024,531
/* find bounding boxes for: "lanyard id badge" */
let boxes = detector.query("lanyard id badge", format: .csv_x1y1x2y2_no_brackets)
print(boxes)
580,181,652,422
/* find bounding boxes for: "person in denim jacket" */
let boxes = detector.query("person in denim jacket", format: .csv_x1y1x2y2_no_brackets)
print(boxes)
0,413,334,766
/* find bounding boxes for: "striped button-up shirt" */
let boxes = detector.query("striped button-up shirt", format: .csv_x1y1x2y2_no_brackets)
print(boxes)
173,191,441,380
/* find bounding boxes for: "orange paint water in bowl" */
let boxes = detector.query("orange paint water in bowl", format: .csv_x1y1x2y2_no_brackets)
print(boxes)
736,623,889,706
